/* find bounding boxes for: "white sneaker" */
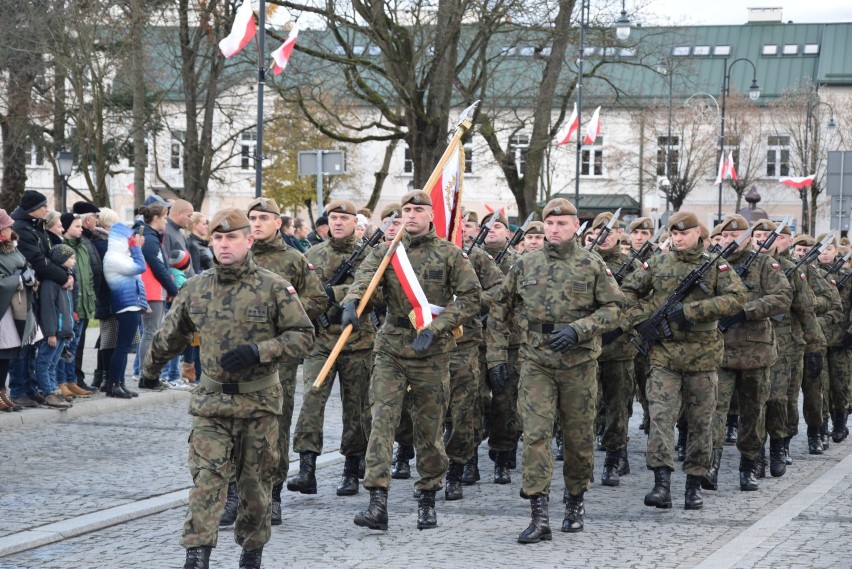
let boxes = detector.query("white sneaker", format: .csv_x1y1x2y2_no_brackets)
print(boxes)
166,379,191,391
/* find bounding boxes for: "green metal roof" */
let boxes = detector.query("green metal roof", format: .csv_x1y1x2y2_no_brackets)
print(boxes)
542,193,641,215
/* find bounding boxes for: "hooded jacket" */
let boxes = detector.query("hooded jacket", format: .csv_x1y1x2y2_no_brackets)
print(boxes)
104,222,149,313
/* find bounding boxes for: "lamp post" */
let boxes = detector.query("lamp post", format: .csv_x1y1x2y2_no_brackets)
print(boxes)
656,58,674,213
55,147,74,213
801,95,836,233
573,0,631,214
718,58,760,224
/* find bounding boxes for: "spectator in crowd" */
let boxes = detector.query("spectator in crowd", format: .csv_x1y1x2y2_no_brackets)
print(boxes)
354,214,368,243
165,199,194,270
89,208,118,391
69,201,103,391
44,211,64,245
186,212,213,273
0,208,35,412
167,249,198,387
280,215,301,251
307,216,328,246
294,218,311,251
103,219,148,399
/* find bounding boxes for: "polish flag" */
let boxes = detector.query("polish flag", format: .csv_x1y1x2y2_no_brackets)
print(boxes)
219,1,257,59
583,106,602,145
726,151,738,181
271,25,299,76
427,142,464,248
713,153,726,185
779,175,816,189
554,103,579,146
391,244,442,329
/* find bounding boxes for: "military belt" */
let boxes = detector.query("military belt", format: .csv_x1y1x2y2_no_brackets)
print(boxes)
200,371,279,395
527,322,574,334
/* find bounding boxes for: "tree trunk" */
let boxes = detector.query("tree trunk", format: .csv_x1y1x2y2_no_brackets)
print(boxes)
130,0,147,209
1,61,35,211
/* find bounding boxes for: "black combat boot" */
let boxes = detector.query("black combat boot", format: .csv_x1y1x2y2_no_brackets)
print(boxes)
554,423,564,461
601,450,620,487
701,448,723,491
493,451,511,484
644,468,672,508
183,546,212,569
416,490,438,529
271,482,283,525
684,475,703,510
675,427,688,462
755,443,766,479
353,487,388,530
832,410,849,443
769,437,786,478
461,446,480,484
784,436,793,465
390,443,413,480
561,492,585,532
105,381,131,399
725,415,738,445
219,482,238,527
238,546,262,569
286,452,318,494
739,455,759,491
617,447,630,476
445,461,464,501
518,495,552,543
807,426,824,455
337,455,360,496
820,419,830,450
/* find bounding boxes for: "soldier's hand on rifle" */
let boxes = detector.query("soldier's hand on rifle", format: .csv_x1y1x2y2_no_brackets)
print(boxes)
411,329,436,353
220,343,260,372
601,327,623,346
487,363,509,394
549,325,579,353
843,332,852,349
804,352,823,378
666,302,688,329
341,301,360,332
719,309,746,330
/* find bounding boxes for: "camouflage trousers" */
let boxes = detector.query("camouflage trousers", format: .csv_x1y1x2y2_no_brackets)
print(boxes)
489,345,521,453
714,367,770,459
363,350,450,491
394,393,414,445
475,343,490,443
646,366,717,476
271,360,299,487
598,359,635,452
766,351,795,440
293,347,372,457
634,356,650,422
785,347,805,438
801,349,825,429
827,347,851,416
518,358,597,498
445,342,481,464
181,414,279,550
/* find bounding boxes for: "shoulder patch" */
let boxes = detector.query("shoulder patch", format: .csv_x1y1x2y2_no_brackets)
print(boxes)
605,267,613,277
286,285,296,294
642,261,649,270
800,272,806,281
718,264,729,272
307,263,316,270
462,252,469,259
487,254,494,260
831,279,837,285
771,262,781,270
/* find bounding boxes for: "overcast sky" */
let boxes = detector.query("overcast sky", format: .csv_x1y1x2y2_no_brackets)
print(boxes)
638,0,852,25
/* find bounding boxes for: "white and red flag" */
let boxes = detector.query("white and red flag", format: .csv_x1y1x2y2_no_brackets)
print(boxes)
583,106,602,145
426,141,465,248
219,1,257,59
390,244,444,329
271,25,299,76
554,103,579,146
726,151,738,181
779,175,816,189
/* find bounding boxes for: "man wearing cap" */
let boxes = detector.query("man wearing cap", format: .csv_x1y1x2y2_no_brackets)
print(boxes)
345,189,481,531
621,211,746,511
589,211,642,487
523,221,545,254
11,191,73,291
751,220,825,477
287,199,377,498
164,199,194,270
308,216,329,246
487,198,624,542
142,208,314,569
462,211,480,246
238,196,327,526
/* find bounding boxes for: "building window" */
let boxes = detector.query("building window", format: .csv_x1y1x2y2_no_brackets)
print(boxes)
762,44,778,55
581,136,603,177
240,129,257,170
170,131,185,170
403,146,413,174
127,141,149,169
656,136,680,177
25,142,45,167
693,46,710,56
782,44,799,55
767,136,790,177
464,144,473,174
508,133,529,176
672,46,690,56
714,45,731,56
803,43,820,55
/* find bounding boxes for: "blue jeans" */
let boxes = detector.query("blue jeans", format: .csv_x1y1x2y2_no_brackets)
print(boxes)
109,310,142,385
8,344,37,399
59,319,84,385
35,338,67,396
161,356,180,381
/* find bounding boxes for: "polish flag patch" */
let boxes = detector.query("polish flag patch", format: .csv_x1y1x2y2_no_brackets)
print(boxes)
307,263,315,270
642,262,650,270
286,286,296,294
771,262,781,269
718,264,730,272
605,268,613,277
800,273,806,281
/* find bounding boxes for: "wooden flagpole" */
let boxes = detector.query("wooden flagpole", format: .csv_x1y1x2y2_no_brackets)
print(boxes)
312,101,480,388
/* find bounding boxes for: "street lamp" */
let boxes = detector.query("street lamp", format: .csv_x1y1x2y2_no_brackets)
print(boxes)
801,95,837,232
718,58,760,224
55,147,73,213
656,58,674,213
574,0,631,214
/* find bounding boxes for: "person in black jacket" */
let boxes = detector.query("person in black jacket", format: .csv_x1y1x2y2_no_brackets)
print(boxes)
11,191,73,291
186,212,213,273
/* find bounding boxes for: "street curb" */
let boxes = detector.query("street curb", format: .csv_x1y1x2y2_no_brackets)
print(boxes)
0,449,345,558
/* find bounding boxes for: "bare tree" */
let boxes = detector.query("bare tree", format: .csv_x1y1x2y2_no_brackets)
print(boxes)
721,91,765,212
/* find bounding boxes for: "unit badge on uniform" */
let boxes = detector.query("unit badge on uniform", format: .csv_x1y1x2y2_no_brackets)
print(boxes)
308,263,316,270
286,285,296,294
718,264,729,271
771,262,781,269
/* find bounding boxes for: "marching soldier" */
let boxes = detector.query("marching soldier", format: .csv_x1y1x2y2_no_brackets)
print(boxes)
523,221,545,254
628,217,656,435
621,211,746,511
488,198,624,542
287,200,377,497
344,190,481,531
141,209,315,569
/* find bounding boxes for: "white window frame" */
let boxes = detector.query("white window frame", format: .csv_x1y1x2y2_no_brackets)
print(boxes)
170,131,185,171
240,130,257,170
580,136,604,178
766,135,790,178
509,133,530,177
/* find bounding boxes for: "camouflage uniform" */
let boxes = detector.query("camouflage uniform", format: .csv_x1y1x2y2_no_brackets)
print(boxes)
818,262,852,437
621,242,746,476
142,254,314,551
487,237,624,499
342,227,481,492
293,234,376,458
251,236,327,487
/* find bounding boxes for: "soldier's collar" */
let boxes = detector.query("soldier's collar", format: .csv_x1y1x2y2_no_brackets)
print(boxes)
403,226,436,246
673,241,705,262
545,236,577,257
214,254,255,282
330,233,357,251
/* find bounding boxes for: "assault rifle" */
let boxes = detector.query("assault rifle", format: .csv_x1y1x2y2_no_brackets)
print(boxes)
464,213,498,255
631,225,755,357
825,247,852,276
784,231,834,279
586,208,622,251
731,216,791,281
495,213,535,265
655,238,671,255
614,226,662,284
317,214,396,329
836,268,852,290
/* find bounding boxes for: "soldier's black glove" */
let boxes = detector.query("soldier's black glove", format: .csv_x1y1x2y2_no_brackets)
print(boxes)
549,325,579,353
601,327,623,346
220,343,260,372
804,352,823,378
341,301,360,332
411,329,436,353
719,309,747,330
666,302,688,328
487,364,509,394
843,332,852,349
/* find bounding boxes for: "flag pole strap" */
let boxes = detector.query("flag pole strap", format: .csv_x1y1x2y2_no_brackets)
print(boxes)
312,102,479,389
